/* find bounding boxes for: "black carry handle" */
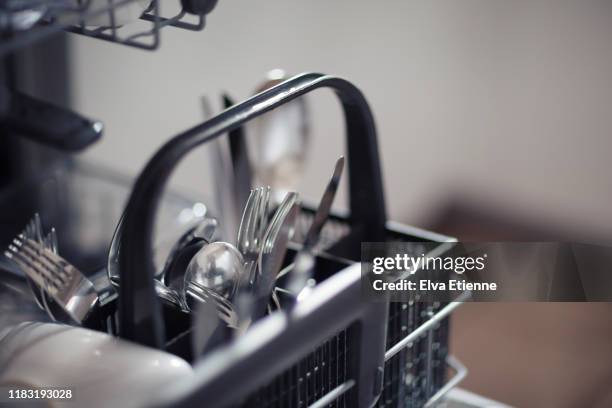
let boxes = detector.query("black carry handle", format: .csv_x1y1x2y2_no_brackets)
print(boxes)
118,73,387,348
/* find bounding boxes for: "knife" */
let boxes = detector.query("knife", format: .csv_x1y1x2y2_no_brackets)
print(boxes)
280,157,344,308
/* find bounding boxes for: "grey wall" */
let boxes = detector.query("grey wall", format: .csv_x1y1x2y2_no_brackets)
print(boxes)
71,0,612,237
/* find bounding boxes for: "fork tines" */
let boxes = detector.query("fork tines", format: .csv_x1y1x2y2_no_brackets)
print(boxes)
4,235,98,324
186,281,238,327
4,236,66,295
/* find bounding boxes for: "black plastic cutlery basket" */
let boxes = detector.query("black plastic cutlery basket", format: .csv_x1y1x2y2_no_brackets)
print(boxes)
114,73,466,408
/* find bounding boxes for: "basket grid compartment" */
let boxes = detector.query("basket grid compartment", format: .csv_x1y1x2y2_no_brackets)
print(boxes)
238,210,452,408
242,328,350,408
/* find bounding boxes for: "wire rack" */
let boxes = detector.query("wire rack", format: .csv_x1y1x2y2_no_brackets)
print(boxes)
236,212,460,408
0,0,208,56
241,328,351,408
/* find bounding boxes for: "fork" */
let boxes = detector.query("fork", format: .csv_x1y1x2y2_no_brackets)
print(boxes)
189,279,239,358
186,280,239,328
21,214,58,314
236,186,270,289
5,236,99,325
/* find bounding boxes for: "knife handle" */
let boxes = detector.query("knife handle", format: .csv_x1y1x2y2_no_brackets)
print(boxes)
0,91,103,152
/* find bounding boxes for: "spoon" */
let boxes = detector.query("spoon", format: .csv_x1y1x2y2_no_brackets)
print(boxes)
161,217,218,291
249,70,310,205
108,213,217,287
183,241,245,302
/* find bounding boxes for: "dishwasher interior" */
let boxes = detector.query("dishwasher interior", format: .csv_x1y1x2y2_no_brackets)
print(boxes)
0,2,480,407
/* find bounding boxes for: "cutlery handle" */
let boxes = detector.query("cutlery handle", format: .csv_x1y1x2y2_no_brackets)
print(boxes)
223,94,253,220
118,73,387,347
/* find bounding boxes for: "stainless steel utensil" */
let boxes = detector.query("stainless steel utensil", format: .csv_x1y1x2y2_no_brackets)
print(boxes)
204,95,241,242
21,214,55,310
281,156,345,304
236,188,262,258
223,94,253,217
109,211,217,287
107,212,124,288
161,217,217,290
191,285,230,358
163,240,207,300
5,236,99,324
154,280,185,310
249,70,310,205
184,241,245,301
251,192,299,319
255,186,271,250
185,280,239,327
236,186,271,289
17,214,67,322
108,213,192,312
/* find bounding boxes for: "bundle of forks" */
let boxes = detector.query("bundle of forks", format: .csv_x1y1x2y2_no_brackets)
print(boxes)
4,214,99,326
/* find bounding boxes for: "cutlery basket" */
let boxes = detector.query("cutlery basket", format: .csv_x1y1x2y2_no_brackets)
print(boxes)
113,73,467,408
148,210,465,408
232,211,464,408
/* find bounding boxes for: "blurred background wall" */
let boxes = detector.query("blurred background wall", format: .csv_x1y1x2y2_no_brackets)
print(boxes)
70,0,612,240
66,1,612,406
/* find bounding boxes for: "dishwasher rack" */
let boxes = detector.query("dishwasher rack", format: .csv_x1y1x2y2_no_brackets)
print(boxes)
0,0,211,56
107,72,468,407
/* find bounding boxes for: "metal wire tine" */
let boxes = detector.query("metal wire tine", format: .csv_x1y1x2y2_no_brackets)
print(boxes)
33,217,59,319
261,192,299,254
33,213,43,243
11,238,68,286
238,188,265,290
247,187,263,251
44,228,59,254
18,215,48,311
17,238,71,284
187,281,238,326
275,261,294,280
10,233,98,325
5,242,63,293
24,215,35,241
244,259,257,287
255,186,271,247
124,8,184,42
271,290,281,310
237,188,260,251
274,287,293,296
203,287,235,314
23,238,64,266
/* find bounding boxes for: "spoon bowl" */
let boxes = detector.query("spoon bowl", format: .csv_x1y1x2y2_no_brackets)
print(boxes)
184,242,245,302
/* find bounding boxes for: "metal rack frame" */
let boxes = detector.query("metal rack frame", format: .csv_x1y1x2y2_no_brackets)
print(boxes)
0,0,207,56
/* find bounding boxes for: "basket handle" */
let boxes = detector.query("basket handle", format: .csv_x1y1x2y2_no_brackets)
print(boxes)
118,73,387,348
